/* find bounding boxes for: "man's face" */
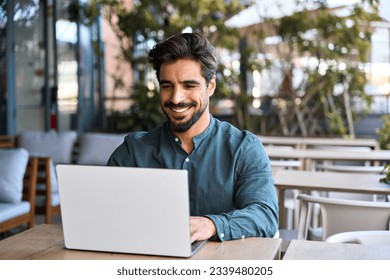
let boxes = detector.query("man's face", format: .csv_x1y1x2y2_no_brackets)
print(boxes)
159,59,215,133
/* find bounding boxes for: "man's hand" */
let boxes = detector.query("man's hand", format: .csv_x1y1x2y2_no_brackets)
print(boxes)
190,216,217,242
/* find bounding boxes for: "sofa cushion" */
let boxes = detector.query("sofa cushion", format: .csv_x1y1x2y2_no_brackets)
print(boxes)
18,131,77,164
77,133,126,165
0,202,30,222
0,148,29,203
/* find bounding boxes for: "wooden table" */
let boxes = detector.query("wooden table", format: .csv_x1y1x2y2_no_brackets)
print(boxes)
274,170,390,229
283,239,390,259
0,224,282,260
265,147,390,170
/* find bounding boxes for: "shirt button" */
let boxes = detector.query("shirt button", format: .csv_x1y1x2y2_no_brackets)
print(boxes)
241,235,245,239
175,138,179,142
220,233,225,239
185,158,189,162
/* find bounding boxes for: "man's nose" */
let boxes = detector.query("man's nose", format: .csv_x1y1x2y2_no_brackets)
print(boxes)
170,86,186,104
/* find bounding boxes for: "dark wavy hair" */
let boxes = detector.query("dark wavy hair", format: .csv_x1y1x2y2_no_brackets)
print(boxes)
148,33,217,85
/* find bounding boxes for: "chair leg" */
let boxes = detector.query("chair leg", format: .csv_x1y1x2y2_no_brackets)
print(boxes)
45,208,52,224
286,209,293,230
27,215,35,228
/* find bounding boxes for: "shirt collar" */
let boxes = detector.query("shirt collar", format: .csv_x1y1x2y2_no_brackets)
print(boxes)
192,114,215,145
163,115,215,146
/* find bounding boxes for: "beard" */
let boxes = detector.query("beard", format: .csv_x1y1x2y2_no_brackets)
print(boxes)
162,98,209,133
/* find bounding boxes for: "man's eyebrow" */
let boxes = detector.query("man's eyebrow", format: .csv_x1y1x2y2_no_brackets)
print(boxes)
159,79,201,85
159,80,172,85
183,79,201,85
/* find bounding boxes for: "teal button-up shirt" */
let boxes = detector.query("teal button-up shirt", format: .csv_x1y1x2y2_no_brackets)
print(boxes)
107,116,278,241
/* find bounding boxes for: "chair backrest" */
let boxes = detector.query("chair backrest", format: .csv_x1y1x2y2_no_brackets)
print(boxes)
325,230,390,245
297,194,390,241
0,135,16,148
17,131,77,164
16,131,77,224
0,148,29,204
76,132,126,165
16,131,77,197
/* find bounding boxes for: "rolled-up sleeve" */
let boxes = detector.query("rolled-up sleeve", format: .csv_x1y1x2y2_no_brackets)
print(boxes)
205,137,279,241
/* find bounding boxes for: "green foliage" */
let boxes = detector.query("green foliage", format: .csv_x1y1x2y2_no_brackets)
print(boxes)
376,114,390,184
90,0,246,132
327,111,347,136
252,0,380,136
85,0,381,135
380,163,390,185
377,115,390,150
101,0,245,71
107,83,164,132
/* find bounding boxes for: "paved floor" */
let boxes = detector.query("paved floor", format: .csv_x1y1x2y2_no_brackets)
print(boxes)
279,229,298,256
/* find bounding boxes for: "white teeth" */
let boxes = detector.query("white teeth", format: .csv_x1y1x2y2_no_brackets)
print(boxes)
172,107,189,113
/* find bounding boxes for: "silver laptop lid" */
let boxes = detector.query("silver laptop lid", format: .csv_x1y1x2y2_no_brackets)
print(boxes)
56,164,194,257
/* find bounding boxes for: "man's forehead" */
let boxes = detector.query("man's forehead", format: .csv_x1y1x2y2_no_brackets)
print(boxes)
159,59,204,82
160,59,201,70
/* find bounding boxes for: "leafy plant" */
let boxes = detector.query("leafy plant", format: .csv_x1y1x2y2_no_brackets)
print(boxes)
82,0,381,136
107,84,164,132
380,163,390,184
376,114,390,150
237,0,380,137
86,0,246,132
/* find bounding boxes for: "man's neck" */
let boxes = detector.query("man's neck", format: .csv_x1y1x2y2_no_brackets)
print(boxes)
173,113,211,154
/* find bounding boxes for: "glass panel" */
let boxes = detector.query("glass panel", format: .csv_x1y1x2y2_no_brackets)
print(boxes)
367,26,390,114
56,2,78,114
56,0,94,131
14,0,44,131
55,0,78,130
0,2,6,133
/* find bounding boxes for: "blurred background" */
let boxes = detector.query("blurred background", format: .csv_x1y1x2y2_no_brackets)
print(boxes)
1,0,389,146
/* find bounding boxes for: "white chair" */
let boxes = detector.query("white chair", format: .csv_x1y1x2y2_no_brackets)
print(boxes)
325,230,390,245
17,131,77,223
310,146,385,236
297,194,390,241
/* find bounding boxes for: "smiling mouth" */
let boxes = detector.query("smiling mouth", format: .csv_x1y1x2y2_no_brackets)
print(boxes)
172,107,190,113
165,101,196,114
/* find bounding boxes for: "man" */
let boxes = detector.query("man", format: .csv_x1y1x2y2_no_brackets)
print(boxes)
107,32,278,242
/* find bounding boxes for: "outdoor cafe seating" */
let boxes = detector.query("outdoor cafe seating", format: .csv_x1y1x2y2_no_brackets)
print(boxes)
0,133,390,260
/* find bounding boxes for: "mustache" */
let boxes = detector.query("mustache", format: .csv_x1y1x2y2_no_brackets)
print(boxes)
164,101,197,108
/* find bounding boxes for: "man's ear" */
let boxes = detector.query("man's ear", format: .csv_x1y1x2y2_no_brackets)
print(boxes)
207,76,216,97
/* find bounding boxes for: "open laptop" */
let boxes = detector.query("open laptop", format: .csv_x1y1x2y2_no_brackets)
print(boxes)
56,164,206,258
